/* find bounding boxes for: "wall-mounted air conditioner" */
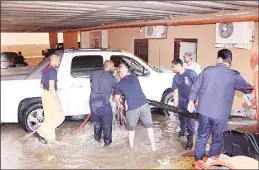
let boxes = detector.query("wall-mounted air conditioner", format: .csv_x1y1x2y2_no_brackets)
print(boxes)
145,26,167,39
216,22,254,44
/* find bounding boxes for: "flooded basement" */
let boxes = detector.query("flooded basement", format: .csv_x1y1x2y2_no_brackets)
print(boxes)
1,112,194,169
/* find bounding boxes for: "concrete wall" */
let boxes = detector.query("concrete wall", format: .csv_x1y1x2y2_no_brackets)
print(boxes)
108,22,259,109
1,33,48,65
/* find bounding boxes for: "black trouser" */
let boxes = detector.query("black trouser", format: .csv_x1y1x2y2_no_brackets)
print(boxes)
90,98,113,145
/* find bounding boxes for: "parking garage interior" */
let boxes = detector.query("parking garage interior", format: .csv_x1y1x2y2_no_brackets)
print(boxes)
1,1,259,169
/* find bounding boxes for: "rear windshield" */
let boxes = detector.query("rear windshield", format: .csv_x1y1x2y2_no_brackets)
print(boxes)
1,52,17,62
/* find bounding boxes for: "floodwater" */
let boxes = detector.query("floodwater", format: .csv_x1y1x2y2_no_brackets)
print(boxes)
2,112,256,169
1,112,195,169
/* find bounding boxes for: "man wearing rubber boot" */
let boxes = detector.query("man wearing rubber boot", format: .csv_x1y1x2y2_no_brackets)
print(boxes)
34,54,65,144
171,58,197,150
187,49,253,161
113,64,156,151
90,60,117,146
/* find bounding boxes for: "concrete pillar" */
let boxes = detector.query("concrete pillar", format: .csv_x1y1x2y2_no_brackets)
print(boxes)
49,32,58,48
80,31,90,48
101,30,108,48
63,31,78,49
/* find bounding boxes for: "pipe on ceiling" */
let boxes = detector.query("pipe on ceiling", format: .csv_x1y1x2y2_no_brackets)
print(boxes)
62,13,258,33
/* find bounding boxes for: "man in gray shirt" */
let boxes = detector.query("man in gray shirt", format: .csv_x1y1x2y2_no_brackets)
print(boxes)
187,49,253,161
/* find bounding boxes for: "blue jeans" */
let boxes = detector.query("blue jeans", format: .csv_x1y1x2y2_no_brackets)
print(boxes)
194,114,228,160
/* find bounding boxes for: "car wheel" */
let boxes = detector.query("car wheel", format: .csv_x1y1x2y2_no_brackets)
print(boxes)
160,88,174,116
21,103,44,132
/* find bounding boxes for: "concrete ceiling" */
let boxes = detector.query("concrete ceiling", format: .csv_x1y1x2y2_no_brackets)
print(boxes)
1,1,258,33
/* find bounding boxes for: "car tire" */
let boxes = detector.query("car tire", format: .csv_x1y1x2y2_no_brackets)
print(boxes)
21,102,44,132
160,88,174,116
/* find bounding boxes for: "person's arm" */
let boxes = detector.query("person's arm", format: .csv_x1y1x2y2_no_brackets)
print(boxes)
189,71,203,102
113,83,121,103
111,77,118,97
234,71,253,94
49,70,62,111
188,71,204,113
171,76,179,107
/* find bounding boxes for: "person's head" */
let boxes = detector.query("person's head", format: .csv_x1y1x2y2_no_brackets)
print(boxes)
217,49,232,66
171,58,184,73
50,54,61,68
118,63,129,79
103,60,115,73
18,51,22,56
183,52,192,64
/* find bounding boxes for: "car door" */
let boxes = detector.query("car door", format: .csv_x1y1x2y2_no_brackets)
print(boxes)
110,54,157,100
59,54,104,116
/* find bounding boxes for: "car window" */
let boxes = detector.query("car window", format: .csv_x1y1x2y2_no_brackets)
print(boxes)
1,52,17,62
26,51,64,79
110,55,149,76
71,55,103,78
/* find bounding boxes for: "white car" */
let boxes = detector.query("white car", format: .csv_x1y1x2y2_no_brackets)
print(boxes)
1,48,175,132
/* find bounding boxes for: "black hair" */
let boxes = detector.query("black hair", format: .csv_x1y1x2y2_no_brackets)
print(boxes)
217,49,232,64
18,51,22,54
171,58,183,67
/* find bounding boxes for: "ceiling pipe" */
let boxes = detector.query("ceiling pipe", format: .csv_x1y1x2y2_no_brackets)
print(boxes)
61,9,258,33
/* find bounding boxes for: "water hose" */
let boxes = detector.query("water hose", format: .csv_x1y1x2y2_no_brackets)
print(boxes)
147,99,200,119
70,114,91,135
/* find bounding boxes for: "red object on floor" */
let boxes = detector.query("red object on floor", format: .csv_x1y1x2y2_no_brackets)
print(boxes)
192,156,219,169
70,114,92,135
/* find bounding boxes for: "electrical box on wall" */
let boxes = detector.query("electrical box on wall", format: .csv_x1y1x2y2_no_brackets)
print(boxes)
216,22,255,44
145,26,167,39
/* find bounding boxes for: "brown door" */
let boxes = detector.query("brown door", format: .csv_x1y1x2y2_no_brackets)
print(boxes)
134,39,148,62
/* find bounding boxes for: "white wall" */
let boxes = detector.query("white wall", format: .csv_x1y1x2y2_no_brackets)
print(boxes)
80,30,108,48
1,33,49,45
101,30,108,48
80,31,90,48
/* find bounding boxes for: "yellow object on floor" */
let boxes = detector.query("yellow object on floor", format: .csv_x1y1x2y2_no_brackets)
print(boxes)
37,90,65,140
152,156,194,169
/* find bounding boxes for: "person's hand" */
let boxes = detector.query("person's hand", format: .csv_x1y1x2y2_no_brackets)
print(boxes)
187,101,195,113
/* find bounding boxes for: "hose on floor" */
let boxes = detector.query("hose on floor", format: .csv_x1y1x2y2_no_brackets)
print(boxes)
70,114,91,135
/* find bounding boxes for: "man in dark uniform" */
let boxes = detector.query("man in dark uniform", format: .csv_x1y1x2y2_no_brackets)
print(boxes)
90,60,117,146
14,51,26,67
187,49,253,160
171,58,197,150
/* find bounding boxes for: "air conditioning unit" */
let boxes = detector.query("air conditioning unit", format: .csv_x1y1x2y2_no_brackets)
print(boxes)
216,22,254,44
145,26,167,39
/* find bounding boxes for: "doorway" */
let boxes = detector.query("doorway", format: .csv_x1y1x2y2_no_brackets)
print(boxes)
134,39,148,63
174,38,198,62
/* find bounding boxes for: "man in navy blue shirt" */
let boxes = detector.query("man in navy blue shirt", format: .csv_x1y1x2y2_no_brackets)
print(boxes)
187,49,253,161
171,58,197,150
113,64,156,151
90,60,117,146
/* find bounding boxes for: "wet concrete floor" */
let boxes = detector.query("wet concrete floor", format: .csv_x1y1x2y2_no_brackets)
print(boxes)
1,112,256,169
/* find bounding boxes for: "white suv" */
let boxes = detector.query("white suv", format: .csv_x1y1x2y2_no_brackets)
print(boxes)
1,48,175,132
